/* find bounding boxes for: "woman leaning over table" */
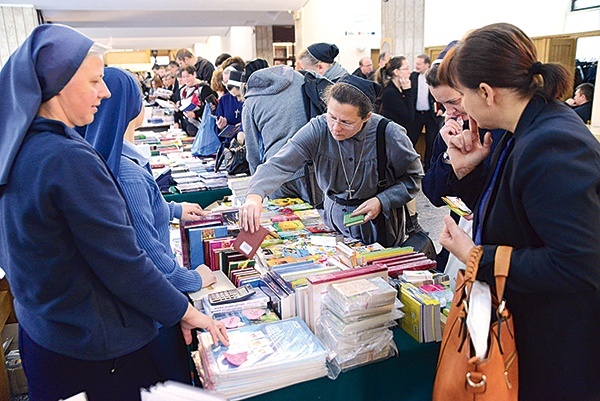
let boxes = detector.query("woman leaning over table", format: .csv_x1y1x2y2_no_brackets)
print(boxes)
0,24,227,401
239,74,423,247
437,23,600,401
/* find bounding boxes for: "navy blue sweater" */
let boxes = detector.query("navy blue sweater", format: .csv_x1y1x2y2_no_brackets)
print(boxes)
0,117,188,361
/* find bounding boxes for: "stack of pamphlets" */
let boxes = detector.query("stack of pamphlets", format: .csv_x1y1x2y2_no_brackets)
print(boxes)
228,176,250,206
315,277,403,378
193,317,328,400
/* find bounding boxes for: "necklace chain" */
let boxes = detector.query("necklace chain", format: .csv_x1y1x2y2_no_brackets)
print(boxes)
337,139,366,199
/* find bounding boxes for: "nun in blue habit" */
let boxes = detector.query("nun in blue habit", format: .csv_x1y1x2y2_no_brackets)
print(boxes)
0,24,227,400
83,67,215,385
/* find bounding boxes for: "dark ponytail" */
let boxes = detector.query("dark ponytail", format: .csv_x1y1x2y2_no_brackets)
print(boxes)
441,23,572,101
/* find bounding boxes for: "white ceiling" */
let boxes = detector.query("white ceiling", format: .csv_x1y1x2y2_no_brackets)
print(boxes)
2,0,308,49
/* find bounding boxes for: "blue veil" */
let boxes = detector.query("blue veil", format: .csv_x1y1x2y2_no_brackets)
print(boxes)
82,67,144,177
0,24,94,187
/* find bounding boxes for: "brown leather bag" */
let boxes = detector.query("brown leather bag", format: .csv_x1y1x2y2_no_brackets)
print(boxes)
432,245,518,401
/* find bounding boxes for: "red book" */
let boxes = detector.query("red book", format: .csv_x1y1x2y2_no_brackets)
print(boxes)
233,226,270,259
387,259,437,278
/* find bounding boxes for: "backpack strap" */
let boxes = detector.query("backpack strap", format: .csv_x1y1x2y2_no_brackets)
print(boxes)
376,118,391,191
373,117,392,245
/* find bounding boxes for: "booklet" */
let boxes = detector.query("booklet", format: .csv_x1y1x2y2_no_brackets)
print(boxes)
233,225,270,259
343,212,365,227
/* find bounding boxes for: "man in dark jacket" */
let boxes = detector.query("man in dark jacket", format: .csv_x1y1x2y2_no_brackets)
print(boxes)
175,48,215,83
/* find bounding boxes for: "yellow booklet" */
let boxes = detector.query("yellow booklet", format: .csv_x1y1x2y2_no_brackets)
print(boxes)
441,196,472,217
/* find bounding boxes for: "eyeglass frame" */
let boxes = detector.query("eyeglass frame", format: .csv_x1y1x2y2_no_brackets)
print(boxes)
326,112,365,130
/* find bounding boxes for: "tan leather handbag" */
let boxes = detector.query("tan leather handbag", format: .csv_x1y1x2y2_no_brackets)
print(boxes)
432,245,518,401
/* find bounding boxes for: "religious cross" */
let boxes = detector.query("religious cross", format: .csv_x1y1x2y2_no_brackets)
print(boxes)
235,109,240,119
346,188,355,199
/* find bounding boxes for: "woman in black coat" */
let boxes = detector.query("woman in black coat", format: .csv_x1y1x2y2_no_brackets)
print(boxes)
438,23,600,401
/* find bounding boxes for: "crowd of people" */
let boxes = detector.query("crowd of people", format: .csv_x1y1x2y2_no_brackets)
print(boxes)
0,20,599,401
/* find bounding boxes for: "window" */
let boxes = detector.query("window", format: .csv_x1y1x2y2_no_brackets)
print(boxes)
572,0,600,11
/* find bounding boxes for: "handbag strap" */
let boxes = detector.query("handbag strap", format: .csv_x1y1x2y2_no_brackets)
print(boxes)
493,245,513,301
464,245,484,283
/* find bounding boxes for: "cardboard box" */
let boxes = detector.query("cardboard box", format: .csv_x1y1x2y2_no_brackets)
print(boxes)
2,323,28,396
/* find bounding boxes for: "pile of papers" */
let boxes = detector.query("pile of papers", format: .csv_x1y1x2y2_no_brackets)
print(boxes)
315,277,403,378
193,317,328,400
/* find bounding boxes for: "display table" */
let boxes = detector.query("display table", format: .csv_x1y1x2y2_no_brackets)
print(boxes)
249,329,439,401
163,188,232,208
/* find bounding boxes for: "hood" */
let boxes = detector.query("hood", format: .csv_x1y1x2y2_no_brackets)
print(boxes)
244,65,298,97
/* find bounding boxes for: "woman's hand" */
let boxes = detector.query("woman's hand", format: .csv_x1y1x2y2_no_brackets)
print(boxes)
439,117,464,145
400,77,411,90
216,116,228,130
180,304,229,346
195,264,217,288
443,118,493,179
180,202,208,221
352,197,382,222
239,194,263,233
439,215,476,264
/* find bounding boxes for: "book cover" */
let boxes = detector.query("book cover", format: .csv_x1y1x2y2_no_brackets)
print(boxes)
400,285,424,342
273,220,305,232
206,238,234,270
343,213,365,227
212,308,280,329
233,226,270,259
271,214,301,223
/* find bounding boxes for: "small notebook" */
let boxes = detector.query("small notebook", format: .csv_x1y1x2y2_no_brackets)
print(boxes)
343,213,365,227
441,196,472,217
218,124,241,139
233,226,270,259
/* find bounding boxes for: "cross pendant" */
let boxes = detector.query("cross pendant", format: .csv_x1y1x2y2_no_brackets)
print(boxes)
346,188,355,199
235,109,240,119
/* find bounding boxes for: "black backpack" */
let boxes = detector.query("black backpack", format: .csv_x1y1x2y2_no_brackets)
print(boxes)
297,70,333,120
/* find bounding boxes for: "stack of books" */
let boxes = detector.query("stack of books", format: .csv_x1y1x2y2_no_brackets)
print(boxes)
306,265,389,330
399,280,443,343
227,176,251,206
315,277,403,378
193,317,328,400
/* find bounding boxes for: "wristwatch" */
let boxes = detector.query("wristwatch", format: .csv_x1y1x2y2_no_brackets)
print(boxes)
442,152,451,165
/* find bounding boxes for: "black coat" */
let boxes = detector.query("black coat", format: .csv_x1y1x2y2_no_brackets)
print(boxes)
409,71,437,113
452,96,600,401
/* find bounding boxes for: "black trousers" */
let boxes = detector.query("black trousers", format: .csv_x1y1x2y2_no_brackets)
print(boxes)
20,326,167,401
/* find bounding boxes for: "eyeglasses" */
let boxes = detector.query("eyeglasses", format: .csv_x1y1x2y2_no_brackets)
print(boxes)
399,67,410,71
326,113,362,130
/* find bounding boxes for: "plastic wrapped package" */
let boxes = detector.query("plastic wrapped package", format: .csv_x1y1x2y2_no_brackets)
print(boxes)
315,315,398,379
319,308,404,336
193,317,328,400
323,294,404,322
328,342,398,379
316,318,395,357
327,277,398,314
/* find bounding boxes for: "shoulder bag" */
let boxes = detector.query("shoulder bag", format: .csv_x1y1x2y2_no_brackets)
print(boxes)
374,118,436,257
432,245,518,401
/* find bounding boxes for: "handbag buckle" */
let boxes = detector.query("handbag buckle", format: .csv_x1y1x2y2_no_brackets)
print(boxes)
466,372,487,388
498,299,506,314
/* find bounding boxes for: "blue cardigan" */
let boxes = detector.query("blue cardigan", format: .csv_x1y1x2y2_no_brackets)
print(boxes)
0,117,188,361
119,142,202,292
